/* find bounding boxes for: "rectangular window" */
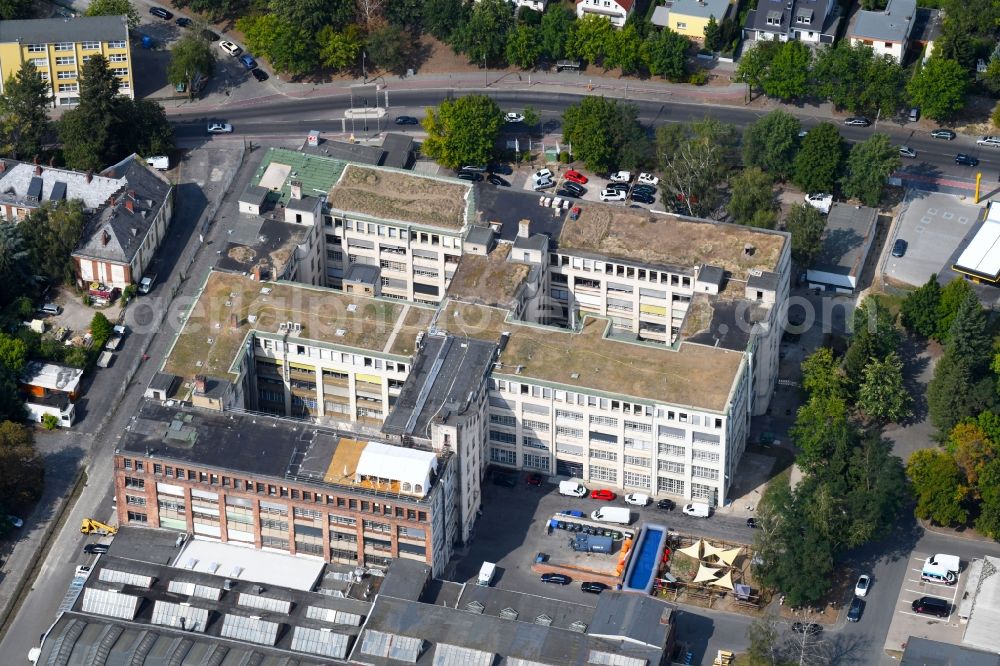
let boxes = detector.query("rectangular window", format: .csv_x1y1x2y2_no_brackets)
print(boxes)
556,425,583,438
692,449,720,463
55,56,75,65
624,455,649,467
124,476,144,489
589,415,618,427
625,421,652,433
522,453,548,470
589,466,617,483
659,443,686,457
30,58,48,67
81,41,101,50
489,414,516,427
109,53,127,62
27,44,46,52
589,449,618,461
490,447,516,465
658,477,685,494
127,511,148,523
54,42,73,51
556,409,583,421
112,68,128,77
57,70,75,80
523,419,550,433
523,437,549,450
108,40,126,49
489,429,516,445
624,470,651,489
659,460,685,474
692,466,719,480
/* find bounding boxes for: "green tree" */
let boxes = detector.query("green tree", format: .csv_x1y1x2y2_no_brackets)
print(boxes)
657,118,736,217
59,55,120,171
641,27,688,80
842,133,901,206
423,0,468,41
568,14,614,65
422,95,503,169
0,62,51,160
366,24,410,73
90,312,114,343
167,34,215,99
606,23,642,74
945,291,992,370
801,347,846,400
743,617,795,666
386,0,423,28
20,200,86,285
935,277,975,342
0,224,31,307
791,394,855,473
858,352,910,423
843,296,899,389
0,0,29,19
703,15,722,52
237,14,320,76
928,354,993,434
975,458,1000,539
506,24,542,69
85,0,139,28
741,110,801,180
785,203,826,266
0,334,28,375
126,99,174,158
563,96,646,173
539,5,575,60
792,122,843,194
461,0,514,65
0,421,42,507
270,0,354,33
907,57,969,121
727,167,774,227
908,448,969,525
900,274,941,338
762,40,811,102
318,25,364,71
812,42,904,117
734,40,778,101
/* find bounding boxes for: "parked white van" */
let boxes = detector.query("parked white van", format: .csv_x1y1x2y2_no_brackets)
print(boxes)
559,480,587,497
922,554,960,584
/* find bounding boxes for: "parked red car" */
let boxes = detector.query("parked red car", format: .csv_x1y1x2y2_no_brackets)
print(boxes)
564,170,588,184
526,473,543,486
590,489,616,501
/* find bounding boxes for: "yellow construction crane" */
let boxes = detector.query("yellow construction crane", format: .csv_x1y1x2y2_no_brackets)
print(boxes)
80,518,117,536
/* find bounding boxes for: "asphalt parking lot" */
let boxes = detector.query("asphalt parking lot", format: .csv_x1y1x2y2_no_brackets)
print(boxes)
515,167,659,210
884,191,981,287
883,550,965,655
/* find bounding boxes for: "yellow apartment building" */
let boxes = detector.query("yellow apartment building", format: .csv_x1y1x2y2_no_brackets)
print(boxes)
0,15,134,108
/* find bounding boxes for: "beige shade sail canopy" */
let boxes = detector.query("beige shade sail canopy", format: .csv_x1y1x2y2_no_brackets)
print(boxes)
702,543,725,560
709,570,735,590
718,547,743,566
693,565,723,583
678,539,704,560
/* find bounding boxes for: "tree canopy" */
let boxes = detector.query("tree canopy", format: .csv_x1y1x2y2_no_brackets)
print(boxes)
842,134,900,206
421,95,503,169
167,34,216,97
742,110,801,181
784,203,826,266
657,119,736,217
792,122,843,194
85,0,140,28
563,96,646,174
907,57,969,121
0,63,51,161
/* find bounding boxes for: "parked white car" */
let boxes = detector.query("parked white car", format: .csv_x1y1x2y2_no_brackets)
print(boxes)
804,193,833,214
624,493,650,506
219,40,241,56
855,574,871,597
505,112,525,123
609,171,631,183
977,135,1000,148
533,178,554,191
637,172,659,186
600,188,627,202
74,565,92,579
533,168,553,181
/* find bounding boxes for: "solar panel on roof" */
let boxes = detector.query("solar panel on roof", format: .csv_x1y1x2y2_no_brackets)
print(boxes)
151,600,210,632
98,569,154,589
304,606,364,626
220,614,280,646
237,592,292,614
81,588,141,620
166,580,223,601
290,627,352,659
432,643,495,666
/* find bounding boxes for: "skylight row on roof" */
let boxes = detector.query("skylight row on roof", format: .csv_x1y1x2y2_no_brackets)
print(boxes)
220,614,281,646
150,600,210,633
237,592,293,614
98,568,154,589
81,588,141,621
291,626,352,659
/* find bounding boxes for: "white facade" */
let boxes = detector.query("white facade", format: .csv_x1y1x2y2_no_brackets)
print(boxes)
576,0,633,28
849,35,905,61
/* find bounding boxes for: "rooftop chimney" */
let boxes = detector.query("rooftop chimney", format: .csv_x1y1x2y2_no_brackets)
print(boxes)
290,180,303,200
194,375,207,395
32,155,39,165
86,170,93,183
101,230,110,246
518,219,530,239
34,165,42,176
125,198,134,213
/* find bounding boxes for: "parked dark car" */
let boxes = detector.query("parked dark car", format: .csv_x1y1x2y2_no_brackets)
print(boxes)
581,581,609,594
607,182,629,192
457,171,483,182
489,163,513,175
562,181,586,196
746,518,757,529
394,115,419,125
657,499,675,510
891,239,907,257
526,473,543,486
556,188,579,199
631,193,655,204
911,596,950,618
251,68,268,82
631,185,656,195
175,17,192,26
791,622,822,635
541,573,572,585
492,473,516,488
488,174,510,187
847,597,864,622
149,6,173,19
955,154,980,167
83,544,110,555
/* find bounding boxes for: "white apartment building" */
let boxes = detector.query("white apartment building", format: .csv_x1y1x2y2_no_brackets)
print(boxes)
576,0,633,28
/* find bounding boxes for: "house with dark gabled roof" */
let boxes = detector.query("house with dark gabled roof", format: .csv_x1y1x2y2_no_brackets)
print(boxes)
71,154,173,290
743,0,840,44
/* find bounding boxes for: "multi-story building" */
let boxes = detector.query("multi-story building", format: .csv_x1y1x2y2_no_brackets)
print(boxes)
576,0,634,28
847,0,917,63
743,0,840,44
0,15,134,107
115,399,460,575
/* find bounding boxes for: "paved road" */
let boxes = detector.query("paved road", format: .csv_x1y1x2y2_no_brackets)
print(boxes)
169,90,1000,183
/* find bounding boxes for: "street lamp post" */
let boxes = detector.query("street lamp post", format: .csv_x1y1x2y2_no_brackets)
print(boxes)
362,51,367,83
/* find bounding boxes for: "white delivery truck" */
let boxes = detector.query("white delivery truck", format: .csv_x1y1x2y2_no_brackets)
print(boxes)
682,502,711,518
478,561,496,586
559,480,587,497
590,507,631,525
922,554,960,584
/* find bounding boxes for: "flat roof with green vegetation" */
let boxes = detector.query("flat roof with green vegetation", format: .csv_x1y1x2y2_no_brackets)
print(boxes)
447,244,532,308
162,271,434,386
438,300,744,411
251,147,347,205
327,164,473,231
558,207,787,277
